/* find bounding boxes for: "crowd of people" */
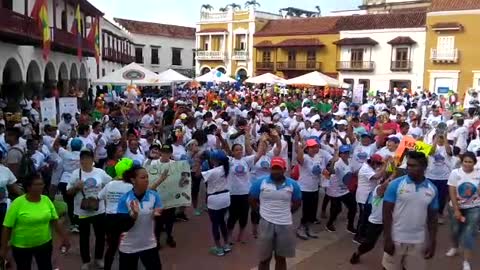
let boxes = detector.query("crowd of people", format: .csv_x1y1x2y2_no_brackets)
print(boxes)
0,84,478,270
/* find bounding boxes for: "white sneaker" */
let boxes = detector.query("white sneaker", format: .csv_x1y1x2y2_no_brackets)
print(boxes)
445,248,458,257
81,263,90,270
463,261,471,270
94,259,104,269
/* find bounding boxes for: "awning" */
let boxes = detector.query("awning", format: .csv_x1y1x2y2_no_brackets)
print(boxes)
333,37,378,46
197,28,228,33
276,38,324,47
431,22,463,31
254,41,276,48
387,36,417,45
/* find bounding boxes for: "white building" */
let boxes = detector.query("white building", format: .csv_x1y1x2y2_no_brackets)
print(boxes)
335,12,427,92
115,18,196,77
0,0,103,106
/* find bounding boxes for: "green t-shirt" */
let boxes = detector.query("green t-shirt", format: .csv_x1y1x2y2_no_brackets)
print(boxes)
315,102,332,114
286,101,301,111
3,195,58,248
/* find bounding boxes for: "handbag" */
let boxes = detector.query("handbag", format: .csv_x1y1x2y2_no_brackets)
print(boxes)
78,170,100,211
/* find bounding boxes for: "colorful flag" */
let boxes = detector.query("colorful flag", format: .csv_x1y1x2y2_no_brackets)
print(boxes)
87,17,101,64
70,4,83,60
31,0,51,60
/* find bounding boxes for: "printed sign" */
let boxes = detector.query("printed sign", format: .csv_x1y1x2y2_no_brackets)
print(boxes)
395,136,433,165
123,69,146,80
40,97,57,126
353,84,364,104
144,160,191,209
58,97,78,117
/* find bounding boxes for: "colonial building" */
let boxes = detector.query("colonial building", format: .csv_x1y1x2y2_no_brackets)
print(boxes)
115,18,196,77
424,0,480,97
359,0,431,13
0,0,102,106
195,7,281,79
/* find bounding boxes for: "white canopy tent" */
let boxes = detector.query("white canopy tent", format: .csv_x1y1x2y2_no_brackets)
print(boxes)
245,73,286,84
285,71,342,87
157,69,192,82
93,63,168,86
195,69,236,83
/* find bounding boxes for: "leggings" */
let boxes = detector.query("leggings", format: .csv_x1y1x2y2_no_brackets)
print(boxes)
78,214,106,263
155,208,176,240
57,182,78,226
12,241,53,270
104,214,121,270
119,248,162,270
357,222,383,255
327,192,357,228
429,179,448,215
208,208,228,242
251,208,260,225
321,192,331,214
227,194,250,230
356,203,372,240
301,191,319,225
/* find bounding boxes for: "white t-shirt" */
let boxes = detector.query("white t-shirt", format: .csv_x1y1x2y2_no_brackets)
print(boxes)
327,159,351,197
228,155,255,195
298,151,332,192
202,166,231,210
0,165,16,203
425,146,451,180
447,168,480,209
368,185,384,224
67,168,112,217
376,147,395,159
251,152,274,181
356,163,377,204
172,144,187,161
124,148,146,165
453,126,468,153
351,143,377,173
98,180,133,214
59,148,80,183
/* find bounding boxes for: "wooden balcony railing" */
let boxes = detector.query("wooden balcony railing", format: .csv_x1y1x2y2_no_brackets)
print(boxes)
52,28,95,57
256,62,274,70
0,8,41,45
390,60,412,71
336,61,375,72
276,61,322,70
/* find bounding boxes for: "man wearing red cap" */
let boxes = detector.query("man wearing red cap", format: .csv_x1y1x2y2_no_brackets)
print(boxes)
250,157,302,270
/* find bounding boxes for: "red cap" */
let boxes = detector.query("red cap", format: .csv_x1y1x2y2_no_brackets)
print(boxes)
370,154,383,163
271,157,287,170
305,139,319,147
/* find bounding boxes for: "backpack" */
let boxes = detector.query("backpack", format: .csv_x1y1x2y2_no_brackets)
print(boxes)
290,164,300,180
10,148,36,183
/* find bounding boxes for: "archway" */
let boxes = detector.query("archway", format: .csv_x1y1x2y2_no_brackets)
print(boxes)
216,67,226,74
69,63,79,92
79,63,88,93
44,62,56,97
236,68,248,82
200,66,210,75
2,58,24,111
26,61,42,99
58,62,68,96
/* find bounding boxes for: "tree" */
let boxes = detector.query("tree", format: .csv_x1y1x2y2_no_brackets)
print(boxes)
219,6,229,12
315,5,321,17
228,3,242,10
245,0,261,9
201,4,214,11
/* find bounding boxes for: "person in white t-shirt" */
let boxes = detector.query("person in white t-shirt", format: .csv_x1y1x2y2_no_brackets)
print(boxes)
453,118,469,154
123,139,145,166
67,149,112,269
446,151,480,270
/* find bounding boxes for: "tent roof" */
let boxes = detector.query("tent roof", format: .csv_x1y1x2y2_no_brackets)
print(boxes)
245,73,286,84
157,69,192,82
195,70,236,83
93,63,168,86
285,71,340,87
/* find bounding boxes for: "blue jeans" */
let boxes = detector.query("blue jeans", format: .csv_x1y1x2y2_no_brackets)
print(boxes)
428,179,448,215
448,206,480,250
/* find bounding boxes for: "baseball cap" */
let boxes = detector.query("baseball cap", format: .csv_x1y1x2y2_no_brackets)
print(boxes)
387,135,400,144
160,144,173,153
70,138,83,152
271,157,287,170
339,145,351,153
369,154,383,163
360,132,372,139
209,149,228,161
221,120,229,126
305,139,319,148
337,119,348,126
149,142,162,150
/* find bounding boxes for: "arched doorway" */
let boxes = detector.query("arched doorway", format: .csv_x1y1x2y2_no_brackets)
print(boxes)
44,62,56,97
79,64,88,93
70,63,79,92
26,61,42,99
216,67,226,74
58,63,68,96
200,66,210,75
2,58,24,111
236,68,248,82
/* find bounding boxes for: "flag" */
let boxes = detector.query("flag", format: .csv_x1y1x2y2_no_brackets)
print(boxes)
31,0,51,60
70,4,83,60
87,17,100,64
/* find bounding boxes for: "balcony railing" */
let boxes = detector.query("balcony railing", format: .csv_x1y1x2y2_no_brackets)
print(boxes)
196,50,225,60
52,28,95,57
232,50,248,60
200,11,229,21
390,60,412,71
256,62,274,70
336,61,375,71
431,48,459,63
277,61,322,71
0,8,41,45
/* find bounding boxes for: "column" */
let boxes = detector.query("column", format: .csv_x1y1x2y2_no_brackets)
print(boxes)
24,0,28,16
208,35,212,51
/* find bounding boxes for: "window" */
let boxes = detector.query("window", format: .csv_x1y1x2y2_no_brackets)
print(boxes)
394,47,409,69
307,50,316,69
437,36,455,51
203,41,209,51
262,51,271,62
151,48,159,65
1,0,13,10
390,80,412,92
61,11,67,30
343,79,354,91
359,79,370,92
287,51,296,68
135,47,143,64
102,69,105,77
193,50,196,66
351,48,364,68
172,48,182,66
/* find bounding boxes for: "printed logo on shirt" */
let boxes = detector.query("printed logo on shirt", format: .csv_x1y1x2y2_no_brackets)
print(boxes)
84,178,98,188
458,182,477,199
312,164,322,176
234,164,247,176
356,152,368,163
260,160,270,169
433,153,445,163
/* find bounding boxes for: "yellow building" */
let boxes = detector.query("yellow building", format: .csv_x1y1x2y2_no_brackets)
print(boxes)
424,0,480,98
253,17,340,79
195,7,280,79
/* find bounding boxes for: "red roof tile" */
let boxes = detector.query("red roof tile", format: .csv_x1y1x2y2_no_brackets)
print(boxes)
254,16,339,37
197,28,228,33
114,18,195,40
431,22,463,30
333,37,378,46
254,41,275,48
276,38,324,47
430,0,480,12
387,36,417,45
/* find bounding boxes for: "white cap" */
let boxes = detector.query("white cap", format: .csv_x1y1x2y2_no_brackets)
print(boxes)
337,119,348,125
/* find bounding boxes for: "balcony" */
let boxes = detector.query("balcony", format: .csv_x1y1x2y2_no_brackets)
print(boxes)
431,48,459,63
232,50,248,60
52,29,95,57
256,62,274,70
390,60,413,72
277,61,322,71
200,11,229,22
196,50,225,60
0,8,41,45
336,61,375,72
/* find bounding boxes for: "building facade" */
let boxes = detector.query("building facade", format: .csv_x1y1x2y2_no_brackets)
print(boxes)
359,0,431,13
195,7,281,79
115,18,196,77
424,0,480,98
0,0,103,106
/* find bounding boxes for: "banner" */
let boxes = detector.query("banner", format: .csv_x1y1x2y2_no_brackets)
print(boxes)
352,84,364,104
40,97,57,126
395,136,433,165
144,160,191,209
58,97,78,117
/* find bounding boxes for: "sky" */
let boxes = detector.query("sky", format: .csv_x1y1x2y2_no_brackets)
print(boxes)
88,0,360,27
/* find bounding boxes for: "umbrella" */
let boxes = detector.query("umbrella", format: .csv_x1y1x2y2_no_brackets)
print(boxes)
157,69,192,83
195,69,236,83
245,73,286,84
285,71,341,87
93,63,168,86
